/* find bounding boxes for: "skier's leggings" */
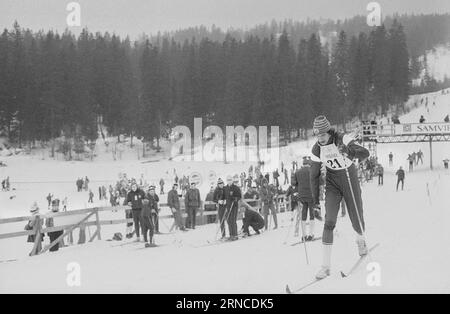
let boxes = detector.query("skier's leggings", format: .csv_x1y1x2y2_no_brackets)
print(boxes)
300,200,314,221
227,205,238,237
322,165,365,245
131,209,143,237
218,205,227,237
141,215,154,243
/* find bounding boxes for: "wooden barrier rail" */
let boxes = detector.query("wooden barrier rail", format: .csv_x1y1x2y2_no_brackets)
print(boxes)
0,196,290,255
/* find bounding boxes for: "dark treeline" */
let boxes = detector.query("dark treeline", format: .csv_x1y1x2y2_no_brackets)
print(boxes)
0,19,411,147
154,14,450,60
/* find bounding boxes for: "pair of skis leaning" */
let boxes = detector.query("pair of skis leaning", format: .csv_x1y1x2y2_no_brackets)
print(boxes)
286,242,379,294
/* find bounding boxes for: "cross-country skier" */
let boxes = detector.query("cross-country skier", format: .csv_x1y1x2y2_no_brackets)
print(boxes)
167,183,186,231
213,178,227,240
396,166,405,191
309,116,370,279
225,175,242,241
126,183,146,241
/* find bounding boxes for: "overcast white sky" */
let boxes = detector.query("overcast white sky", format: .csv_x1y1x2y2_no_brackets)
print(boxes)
1,0,449,38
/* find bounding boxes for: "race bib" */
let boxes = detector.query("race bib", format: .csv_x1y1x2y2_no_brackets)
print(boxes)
320,144,352,170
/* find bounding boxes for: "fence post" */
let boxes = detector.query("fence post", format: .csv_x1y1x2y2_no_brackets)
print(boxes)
95,209,101,240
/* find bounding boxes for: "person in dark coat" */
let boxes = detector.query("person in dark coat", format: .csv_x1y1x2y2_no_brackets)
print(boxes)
147,186,160,234
126,183,146,241
141,186,158,247
259,179,278,230
396,166,405,191
213,178,227,239
204,186,217,224
292,159,316,240
241,206,264,236
167,183,185,231
184,182,201,229
225,175,242,240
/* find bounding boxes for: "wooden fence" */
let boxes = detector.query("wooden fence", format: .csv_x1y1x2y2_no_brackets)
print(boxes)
0,196,290,256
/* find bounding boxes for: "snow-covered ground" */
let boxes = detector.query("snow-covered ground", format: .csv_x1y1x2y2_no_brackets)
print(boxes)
1,89,450,293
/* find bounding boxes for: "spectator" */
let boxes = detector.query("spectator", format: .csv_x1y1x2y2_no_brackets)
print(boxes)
159,178,165,195
240,205,264,237
213,178,227,240
167,183,186,231
419,115,426,123
204,186,216,224
445,115,449,123
389,152,393,166
146,186,160,234
25,202,44,255
126,183,146,241
443,159,449,169
88,190,94,203
184,182,201,229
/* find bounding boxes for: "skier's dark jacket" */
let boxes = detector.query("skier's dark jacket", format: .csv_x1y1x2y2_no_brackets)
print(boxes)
292,165,314,202
213,186,226,205
243,207,264,229
142,194,159,217
396,169,405,179
126,189,146,210
225,184,241,208
310,129,369,204
185,188,201,208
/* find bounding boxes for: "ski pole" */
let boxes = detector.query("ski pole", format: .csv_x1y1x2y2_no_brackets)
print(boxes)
283,206,297,244
299,216,310,265
345,167,370,254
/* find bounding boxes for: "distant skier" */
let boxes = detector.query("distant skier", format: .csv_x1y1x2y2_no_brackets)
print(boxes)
46,193,53,208
396,166,405,191
309,116,370,280
225,175,242,240
408,155,414,172
376,164,384,186
159,178,165,195
213,178,228,240
259,178,278,230
141,195,156,247
417,150,424,165
146,186,160,235
445,115,449,123
419,115,426,123
126,183,146,241
443,159,449,169
88,190,94,203
389,152,393,166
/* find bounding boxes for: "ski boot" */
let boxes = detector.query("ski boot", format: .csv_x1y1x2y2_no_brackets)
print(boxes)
356,237,368,256
135,236,141,242
306,235,314,241
315,266,331,280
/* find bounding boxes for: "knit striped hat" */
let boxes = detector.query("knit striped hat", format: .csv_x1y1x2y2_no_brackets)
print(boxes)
313,115,331,135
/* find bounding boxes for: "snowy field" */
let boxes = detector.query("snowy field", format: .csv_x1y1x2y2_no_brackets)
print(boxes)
1,89,450,293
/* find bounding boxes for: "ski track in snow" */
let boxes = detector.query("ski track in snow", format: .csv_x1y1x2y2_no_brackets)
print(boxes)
1,89,450,293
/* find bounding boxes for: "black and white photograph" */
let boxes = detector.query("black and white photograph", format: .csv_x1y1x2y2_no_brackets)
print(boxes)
0,0,450,297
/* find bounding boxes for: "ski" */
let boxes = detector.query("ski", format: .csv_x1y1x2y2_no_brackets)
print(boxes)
290,236,322,246
0,259,17,264
196,233,263,248
340,243,380,278
286,277,326,294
